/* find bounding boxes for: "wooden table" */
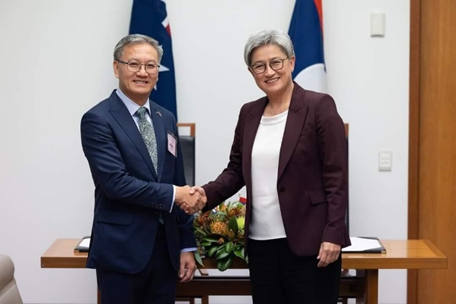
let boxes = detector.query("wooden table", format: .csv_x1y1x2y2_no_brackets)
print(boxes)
41,239,447,304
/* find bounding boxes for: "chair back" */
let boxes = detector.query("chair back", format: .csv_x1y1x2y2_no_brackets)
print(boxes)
0,254,23,304
177,123,196,186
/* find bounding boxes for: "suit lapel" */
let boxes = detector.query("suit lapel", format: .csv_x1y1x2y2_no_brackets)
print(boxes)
108,92,157,179
150,103,166,181
243,98,267,187
278,84,309,180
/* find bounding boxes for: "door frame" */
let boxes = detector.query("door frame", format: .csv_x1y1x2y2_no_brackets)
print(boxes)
407,0,421,302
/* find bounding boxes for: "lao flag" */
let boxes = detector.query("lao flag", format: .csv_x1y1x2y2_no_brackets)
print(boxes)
288,0,326,93
129,0,178,118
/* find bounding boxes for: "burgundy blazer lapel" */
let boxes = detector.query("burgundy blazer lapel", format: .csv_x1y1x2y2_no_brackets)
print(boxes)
278,85,309,180
242,98,267,188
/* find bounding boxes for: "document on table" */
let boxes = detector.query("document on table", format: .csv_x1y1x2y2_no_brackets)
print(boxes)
75,236,90,252
342,237,386,253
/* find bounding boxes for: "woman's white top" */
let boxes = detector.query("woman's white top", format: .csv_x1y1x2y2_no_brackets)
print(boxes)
249,110,288,240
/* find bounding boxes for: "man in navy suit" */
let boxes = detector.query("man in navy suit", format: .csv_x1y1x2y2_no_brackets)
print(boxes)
80,34,204,304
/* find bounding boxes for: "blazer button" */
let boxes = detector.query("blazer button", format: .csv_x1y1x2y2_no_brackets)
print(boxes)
279,186,286,192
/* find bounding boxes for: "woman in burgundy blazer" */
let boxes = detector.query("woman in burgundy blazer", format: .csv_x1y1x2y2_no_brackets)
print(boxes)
199,29,350,304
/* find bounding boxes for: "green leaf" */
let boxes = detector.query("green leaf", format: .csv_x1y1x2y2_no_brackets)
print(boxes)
207,244,224,257
195,227,206,235
204,236,221,243
194,251,205,267
217,256,234,271
216,248,230,260
228,217,238,236
242,248,248,263
234,248,244,259
225,242,234,253
214,211,227,217
200,241,212,247
207,246,218,257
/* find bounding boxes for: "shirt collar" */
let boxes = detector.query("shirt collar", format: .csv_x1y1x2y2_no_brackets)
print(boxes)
115,88,151,117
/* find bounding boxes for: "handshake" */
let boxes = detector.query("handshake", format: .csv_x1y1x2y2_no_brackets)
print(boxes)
175,185,207,214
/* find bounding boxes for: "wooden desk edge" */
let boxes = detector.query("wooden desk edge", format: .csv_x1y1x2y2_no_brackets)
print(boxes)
422,239,447,258
41,239,87,268
341,239,447,269
40,238,448,270
41,257,87,269
422,239,448,268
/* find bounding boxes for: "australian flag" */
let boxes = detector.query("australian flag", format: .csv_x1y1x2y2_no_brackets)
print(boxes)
288,0,326,93
129,0,178,118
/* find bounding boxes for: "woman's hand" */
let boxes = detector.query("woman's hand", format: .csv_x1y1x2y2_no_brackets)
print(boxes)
317,242,341,267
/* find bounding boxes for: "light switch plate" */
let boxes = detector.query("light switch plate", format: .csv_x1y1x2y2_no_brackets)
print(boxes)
371,12,385,37
379,151,392,171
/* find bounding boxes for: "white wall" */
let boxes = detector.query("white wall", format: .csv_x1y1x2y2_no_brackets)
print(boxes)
0,0,409,303
325,1,410,303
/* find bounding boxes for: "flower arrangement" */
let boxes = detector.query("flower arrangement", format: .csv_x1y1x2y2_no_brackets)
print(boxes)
193,197,248,271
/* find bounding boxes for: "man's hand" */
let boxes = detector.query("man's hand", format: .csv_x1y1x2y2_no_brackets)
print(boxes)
317,242,341,267
175,185,206,214
179,252,197,283
186,186,207,213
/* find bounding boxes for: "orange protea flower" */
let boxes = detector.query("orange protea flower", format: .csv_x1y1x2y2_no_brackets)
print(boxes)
210,221,228,235
228,208,241,217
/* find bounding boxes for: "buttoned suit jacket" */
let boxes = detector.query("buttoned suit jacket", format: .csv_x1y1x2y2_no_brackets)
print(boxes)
203,83,350,257
81,91,196,274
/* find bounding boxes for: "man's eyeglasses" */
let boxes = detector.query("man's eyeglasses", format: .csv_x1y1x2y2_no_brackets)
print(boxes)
117,60,160,75
250,58,289,75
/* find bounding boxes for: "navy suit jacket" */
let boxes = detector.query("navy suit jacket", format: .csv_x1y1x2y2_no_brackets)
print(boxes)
203,83,350,257
81,91,196,274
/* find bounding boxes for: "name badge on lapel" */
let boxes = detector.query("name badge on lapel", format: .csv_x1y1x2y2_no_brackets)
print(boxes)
167,131,177,157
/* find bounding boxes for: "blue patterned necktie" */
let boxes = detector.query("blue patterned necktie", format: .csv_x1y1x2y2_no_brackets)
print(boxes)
135,107,158,174
135,107,163,224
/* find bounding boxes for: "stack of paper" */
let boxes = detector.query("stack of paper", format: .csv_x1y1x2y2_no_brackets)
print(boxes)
75,236,90,252
342,237,386,253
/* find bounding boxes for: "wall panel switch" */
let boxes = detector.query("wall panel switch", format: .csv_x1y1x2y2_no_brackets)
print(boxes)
379,151,392,171
371,12,385,37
